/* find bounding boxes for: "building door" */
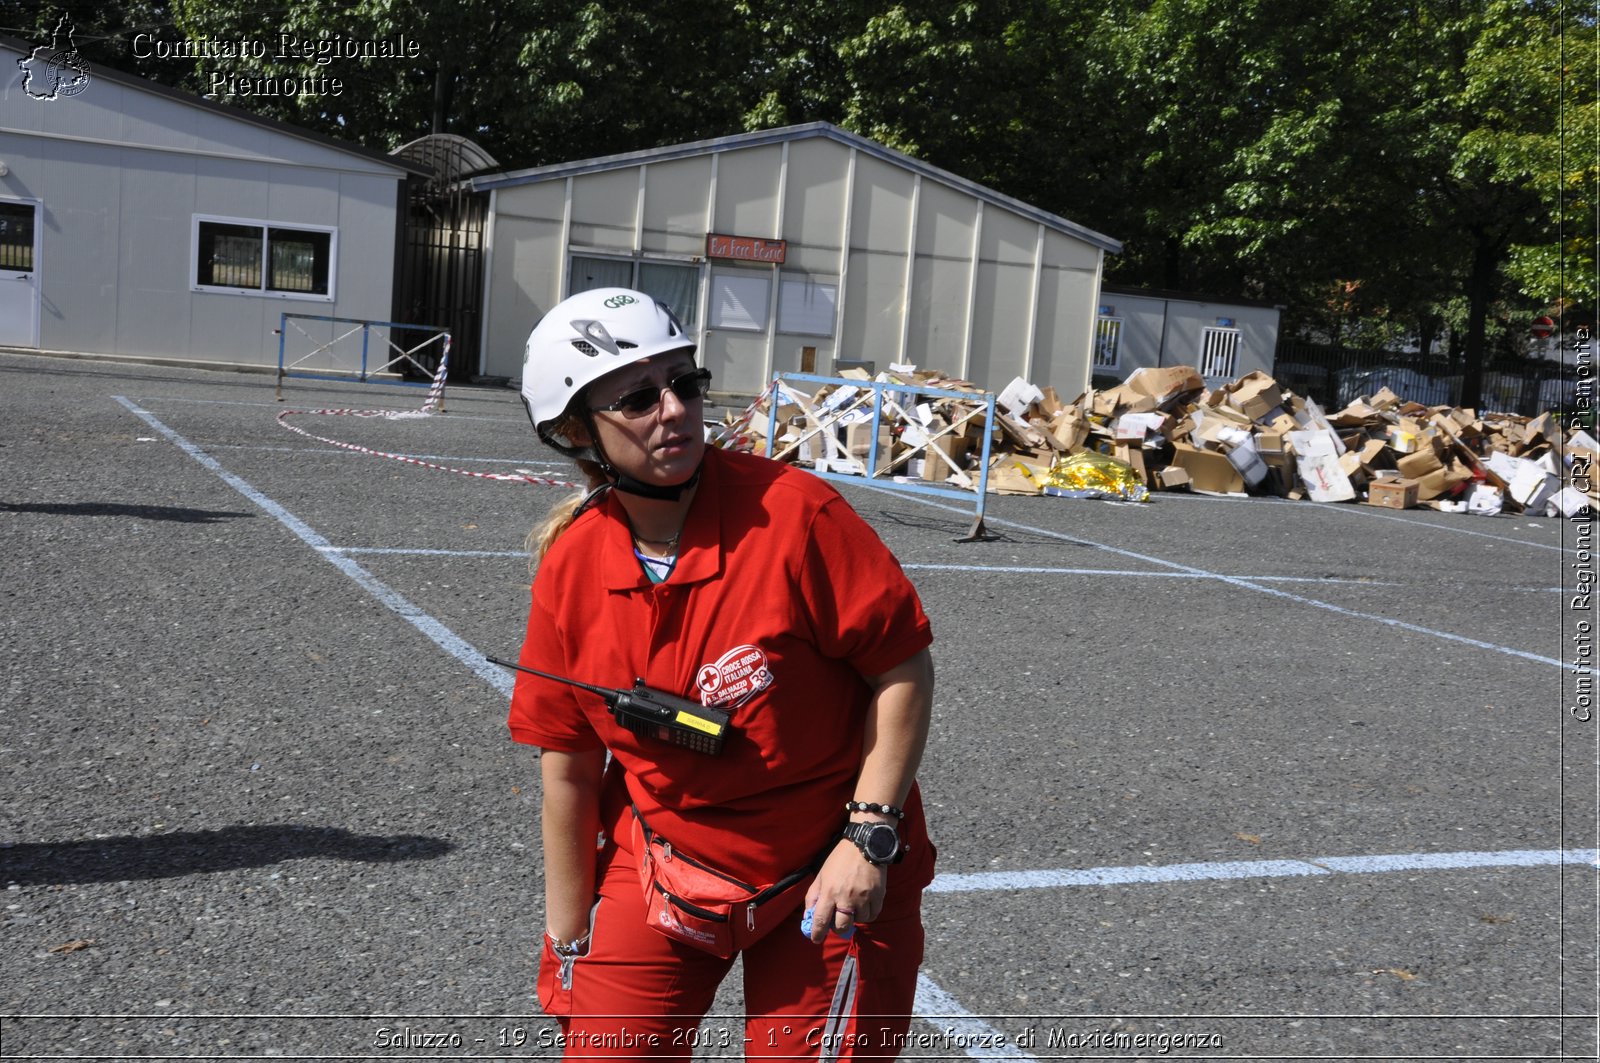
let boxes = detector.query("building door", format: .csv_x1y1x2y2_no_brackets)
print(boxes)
0,199,40,348
701,266,773,395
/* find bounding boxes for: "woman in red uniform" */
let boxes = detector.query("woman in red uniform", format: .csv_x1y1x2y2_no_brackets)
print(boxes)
507,288,936,1059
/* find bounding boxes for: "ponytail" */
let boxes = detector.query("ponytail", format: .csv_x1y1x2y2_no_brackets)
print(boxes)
527,457,608,566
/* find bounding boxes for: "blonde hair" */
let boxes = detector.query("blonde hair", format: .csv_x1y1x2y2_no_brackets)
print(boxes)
526,411,608,567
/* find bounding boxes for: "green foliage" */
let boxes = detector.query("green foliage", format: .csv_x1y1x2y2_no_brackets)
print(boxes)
7,0,1588,372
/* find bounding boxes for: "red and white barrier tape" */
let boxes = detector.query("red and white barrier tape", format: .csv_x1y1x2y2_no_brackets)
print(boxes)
276,364,772,486
706,381,775,452
275,348,581,488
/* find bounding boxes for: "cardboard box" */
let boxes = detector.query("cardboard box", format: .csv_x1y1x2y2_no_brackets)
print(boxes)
1157,466,1192,490
1549,486,1595,517
1170,443,1246,495
1414,467,1451,500
1367,477,1419,510
1337,450,1370,488
1224,371,1284,422
1386,426,1420,454
997,376,1045,417
1395,445,1443,479
985,459,1043,495
1122,365,1204,408
1296,450,1357,502
1467,483,1503,515
1113,444,1149,484
1508,461,1559,511
923,434,973,483
815,456,866,475
1050,407,1088,451
1114,412,1169,442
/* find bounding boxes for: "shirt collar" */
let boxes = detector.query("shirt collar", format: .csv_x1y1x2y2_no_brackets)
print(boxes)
598,450,724,591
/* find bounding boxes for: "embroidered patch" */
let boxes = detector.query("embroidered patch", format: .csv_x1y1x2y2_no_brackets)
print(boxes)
695,644,774,709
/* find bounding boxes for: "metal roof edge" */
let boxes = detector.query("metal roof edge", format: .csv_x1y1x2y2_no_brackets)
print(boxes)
1101,284,1286,312
475,121,1122,254
0,35,430,178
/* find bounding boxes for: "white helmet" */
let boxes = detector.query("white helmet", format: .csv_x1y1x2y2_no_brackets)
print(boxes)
520,287,696,443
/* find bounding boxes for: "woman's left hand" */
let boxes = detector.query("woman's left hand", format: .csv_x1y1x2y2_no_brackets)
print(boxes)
804,839,889,944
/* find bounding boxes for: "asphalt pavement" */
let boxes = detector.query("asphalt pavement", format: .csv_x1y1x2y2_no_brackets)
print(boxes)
1,351,1594,1061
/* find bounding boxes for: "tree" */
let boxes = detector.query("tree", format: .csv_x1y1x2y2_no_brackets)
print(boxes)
1490,9,1599,318
1097,0,1582,405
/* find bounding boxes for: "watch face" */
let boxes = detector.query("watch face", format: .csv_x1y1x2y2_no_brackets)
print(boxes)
863,823,899,862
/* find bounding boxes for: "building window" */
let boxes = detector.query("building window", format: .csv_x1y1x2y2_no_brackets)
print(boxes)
777,274,838,337
193,217,334,299
569,254,700,333
0,201,36,272
708,269,769,332
1094,317,1122,370
1198,326,1241,378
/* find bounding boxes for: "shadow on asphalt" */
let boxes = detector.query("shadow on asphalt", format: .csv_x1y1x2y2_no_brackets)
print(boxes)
2,502,256,523
0,826,454,886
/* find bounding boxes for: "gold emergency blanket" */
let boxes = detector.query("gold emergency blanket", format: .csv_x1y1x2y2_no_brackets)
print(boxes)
1040,452,1150,502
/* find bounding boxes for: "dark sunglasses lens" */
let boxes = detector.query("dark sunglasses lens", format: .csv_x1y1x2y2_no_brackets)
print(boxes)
669,370,710,402
613,386,660,415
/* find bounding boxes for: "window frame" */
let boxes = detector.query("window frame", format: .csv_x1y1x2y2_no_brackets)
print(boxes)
1094,316,1123,370
1198,325,1242,379
567,250,702,334
191,214,337,301
707,267,771,333
776,272,839,338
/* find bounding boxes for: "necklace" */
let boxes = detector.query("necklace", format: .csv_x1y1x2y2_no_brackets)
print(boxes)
630,528,681,552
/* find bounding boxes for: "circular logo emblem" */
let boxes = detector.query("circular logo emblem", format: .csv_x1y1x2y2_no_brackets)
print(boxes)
603,294,637,309
695,664,723,695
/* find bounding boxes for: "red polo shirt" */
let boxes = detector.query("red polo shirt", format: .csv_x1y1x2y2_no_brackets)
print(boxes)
509,447,934,887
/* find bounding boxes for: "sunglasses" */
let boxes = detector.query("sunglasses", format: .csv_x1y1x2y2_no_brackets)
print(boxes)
589,368,712,417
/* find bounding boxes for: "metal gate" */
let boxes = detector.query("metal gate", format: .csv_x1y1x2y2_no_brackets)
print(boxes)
391,135,497,381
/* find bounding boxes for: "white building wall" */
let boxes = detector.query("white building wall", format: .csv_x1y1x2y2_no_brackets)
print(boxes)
481,182,567,371
569,168,637,251
1099,291,1279,383
967,208,1037,388
642,156,714,256
0,45,408,367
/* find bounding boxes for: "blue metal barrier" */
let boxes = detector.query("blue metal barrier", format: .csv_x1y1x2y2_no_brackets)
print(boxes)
275,313,451,401
765,372,997,542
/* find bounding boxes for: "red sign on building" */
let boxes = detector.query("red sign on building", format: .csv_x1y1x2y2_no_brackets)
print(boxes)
706,233,786,264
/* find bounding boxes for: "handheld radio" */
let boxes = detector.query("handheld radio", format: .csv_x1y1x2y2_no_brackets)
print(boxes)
488,655,729,755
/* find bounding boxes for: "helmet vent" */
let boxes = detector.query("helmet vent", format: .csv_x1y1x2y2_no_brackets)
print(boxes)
616,341,637,349
571,340,600,357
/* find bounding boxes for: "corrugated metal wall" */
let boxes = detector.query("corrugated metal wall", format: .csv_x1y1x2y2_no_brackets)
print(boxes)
481,133,1108,397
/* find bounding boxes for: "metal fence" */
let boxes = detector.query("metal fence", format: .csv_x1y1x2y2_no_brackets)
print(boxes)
1272,341,1578,418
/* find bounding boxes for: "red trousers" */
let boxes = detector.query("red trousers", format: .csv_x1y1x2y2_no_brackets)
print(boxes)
537,832,926,1060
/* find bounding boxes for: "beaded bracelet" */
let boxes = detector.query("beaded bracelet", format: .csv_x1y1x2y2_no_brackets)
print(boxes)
845,800,905,820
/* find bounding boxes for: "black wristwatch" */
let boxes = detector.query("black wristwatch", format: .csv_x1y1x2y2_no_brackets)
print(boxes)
840,820,905,866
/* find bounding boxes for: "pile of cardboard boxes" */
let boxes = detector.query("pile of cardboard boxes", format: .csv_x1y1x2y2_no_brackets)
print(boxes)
743,364,1595,517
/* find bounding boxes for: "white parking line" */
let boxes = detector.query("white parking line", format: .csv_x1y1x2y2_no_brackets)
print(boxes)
1263,496,1577,554
927,848,1600,893
883,492,1590,676
901,563,1397,586
130,393,523,422
1164,491,1576,554
323,546,526,559
912,977,1032,1059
